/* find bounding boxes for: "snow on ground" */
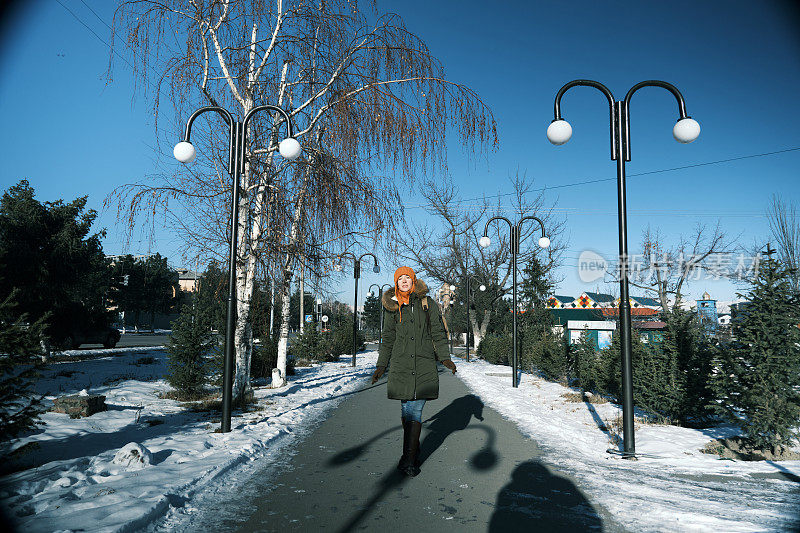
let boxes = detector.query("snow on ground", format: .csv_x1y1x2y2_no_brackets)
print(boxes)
0,347,375,533
3,348,799,532
452,355,800,532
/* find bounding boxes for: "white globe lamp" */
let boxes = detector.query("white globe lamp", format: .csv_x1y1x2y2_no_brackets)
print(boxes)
449,284,456,291
673,118,700,144
279,137,302,160
174,141,196,163
479,236,491,248
546,120,572,145
538,236,551,248
479,284,486,292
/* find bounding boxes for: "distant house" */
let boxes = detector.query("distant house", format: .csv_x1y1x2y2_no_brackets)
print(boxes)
696,291,719,336
633,321,667,344
566,320,616,349
546,295,576,308
176,269,201,293
569,291,616,309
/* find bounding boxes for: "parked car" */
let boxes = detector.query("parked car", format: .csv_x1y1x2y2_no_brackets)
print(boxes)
60,324,121,349
44,305,120,350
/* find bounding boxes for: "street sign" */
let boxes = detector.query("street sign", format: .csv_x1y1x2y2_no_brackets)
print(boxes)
305,314,313,323
321,315,329,323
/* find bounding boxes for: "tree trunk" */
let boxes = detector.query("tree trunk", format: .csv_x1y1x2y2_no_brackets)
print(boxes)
274,269,294,387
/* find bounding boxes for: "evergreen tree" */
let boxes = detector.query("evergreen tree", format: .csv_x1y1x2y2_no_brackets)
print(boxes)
290,322,336,362
330,317,366,357
520,255,554,309
195,262,228,333
0,180,112,347
165,305,216,398
363,294,381,335
572,329,601,392
0,291,47,441
712,247,800,451
661,308,715,424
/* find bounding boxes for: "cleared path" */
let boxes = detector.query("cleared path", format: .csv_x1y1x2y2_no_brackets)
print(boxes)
220,366,625,532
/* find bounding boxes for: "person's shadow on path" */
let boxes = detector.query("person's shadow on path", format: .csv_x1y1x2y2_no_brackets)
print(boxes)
488,461,605,532
333,394,495,533
419,394,490,466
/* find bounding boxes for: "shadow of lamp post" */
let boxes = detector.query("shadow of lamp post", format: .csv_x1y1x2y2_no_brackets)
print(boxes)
547,79,699,457
174,105,301,433
480,216,550,388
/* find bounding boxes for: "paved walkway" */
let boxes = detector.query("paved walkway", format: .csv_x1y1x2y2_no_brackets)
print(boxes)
220,367,625,532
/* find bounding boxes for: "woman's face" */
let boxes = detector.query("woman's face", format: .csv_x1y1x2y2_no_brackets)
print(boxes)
397,274,413,293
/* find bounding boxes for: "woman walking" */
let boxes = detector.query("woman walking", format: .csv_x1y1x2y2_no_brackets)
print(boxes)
371,266,457,477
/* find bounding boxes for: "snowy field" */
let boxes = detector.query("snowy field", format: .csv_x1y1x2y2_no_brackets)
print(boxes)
0,347,374,533
2,348,799,532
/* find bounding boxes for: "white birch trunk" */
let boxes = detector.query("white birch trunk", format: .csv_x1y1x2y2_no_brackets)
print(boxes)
274,269,293,387
470,308,491,351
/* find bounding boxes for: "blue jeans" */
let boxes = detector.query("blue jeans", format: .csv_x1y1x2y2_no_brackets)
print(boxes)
401,399,426,422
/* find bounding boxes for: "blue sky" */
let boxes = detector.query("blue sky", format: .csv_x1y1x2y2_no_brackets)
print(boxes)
1,0,799,306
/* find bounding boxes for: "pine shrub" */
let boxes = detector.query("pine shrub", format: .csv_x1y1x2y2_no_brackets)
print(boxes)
476,333,511,365
522,330,568,381
251,334,295,378
0,291,46,441
165,305,216,398
711,251,800,451
572,330,601,392
290,324,336,362
329,319,365,358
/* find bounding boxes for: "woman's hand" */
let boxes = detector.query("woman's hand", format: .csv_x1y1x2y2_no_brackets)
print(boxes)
371,366,386,384
441,360,457,374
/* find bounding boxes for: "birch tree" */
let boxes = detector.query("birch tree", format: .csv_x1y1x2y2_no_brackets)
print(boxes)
108,0,497,397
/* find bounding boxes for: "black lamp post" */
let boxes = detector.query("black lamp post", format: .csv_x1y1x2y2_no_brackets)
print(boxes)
480,216,550,388
547,79,700,457
335,252,380,366
174,105,301,433
368,283,391,346
464,275,486,362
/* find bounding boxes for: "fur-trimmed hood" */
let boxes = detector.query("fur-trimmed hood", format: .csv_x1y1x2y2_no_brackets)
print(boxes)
381,279,429,312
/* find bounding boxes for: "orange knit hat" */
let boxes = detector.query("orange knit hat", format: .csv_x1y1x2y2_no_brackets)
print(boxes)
394,266,416,322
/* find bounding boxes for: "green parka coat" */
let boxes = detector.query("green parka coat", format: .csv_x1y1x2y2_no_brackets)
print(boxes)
376,280,451,400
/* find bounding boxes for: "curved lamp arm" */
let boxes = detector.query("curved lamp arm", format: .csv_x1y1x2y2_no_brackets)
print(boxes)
553,79,616,159
181,106,236,173
242,104,295,138
482,215,513,238
518,215,546,237
553,79,614,120
623,80,692,160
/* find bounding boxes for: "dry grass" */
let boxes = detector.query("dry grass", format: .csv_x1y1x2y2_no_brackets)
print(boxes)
560,391,608,404
159,390,217,402
700,437,800,461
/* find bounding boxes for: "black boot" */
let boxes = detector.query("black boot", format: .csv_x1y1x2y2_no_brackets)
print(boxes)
397,418,410,471
403,421,422,477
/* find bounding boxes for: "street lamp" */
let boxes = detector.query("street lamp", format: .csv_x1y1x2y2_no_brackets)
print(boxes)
547,79,699,457
175,104,301,433
480,216,549,388
334,252,380,366
368,283,392,346
464,275,486,362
